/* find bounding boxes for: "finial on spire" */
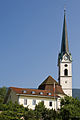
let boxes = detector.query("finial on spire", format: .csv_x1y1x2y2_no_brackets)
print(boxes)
64,5,66,15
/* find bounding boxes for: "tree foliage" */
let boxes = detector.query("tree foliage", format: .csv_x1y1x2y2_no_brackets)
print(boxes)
60,96,80,120
0,87,7,104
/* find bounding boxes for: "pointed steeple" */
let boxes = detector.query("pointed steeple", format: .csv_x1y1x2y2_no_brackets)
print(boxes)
61,9,69,54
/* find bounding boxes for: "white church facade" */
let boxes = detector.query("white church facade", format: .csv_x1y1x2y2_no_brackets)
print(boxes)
4,10,72,110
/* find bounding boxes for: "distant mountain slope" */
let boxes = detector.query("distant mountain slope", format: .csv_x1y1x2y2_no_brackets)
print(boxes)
72,89,80,99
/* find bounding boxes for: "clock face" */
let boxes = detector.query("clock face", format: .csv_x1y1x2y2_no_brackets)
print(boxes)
64,56,68,60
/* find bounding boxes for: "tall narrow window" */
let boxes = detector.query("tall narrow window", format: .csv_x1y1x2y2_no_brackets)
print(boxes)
64,69,68,76
24,99,27,105
49,101,52,106
32,100,36,105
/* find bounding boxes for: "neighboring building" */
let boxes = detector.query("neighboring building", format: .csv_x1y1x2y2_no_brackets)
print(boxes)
4,76,65,110
4,10,72,110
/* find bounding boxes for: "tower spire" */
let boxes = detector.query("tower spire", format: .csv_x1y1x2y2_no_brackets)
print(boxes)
61,9,69,54
58,10,72,96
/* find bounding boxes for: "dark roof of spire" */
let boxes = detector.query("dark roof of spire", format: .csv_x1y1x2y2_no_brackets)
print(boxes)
61,10,69,53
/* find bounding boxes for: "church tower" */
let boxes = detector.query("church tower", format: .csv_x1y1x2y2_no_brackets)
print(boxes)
58,10,72,96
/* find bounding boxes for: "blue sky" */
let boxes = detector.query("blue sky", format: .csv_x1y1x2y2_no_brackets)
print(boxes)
0,0,80,89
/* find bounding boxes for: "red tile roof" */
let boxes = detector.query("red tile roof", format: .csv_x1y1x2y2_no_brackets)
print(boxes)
55,85,65,94
10,87,59,97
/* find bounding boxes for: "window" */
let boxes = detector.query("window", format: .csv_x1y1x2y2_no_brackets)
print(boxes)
32,100,36,105
24,99,27,105
65,64,68,67
48,93,52,95
40,92,43,95
32,91,35,94
23,90,27,93
64,69,68,76
9,95,11,99
49,101,52,107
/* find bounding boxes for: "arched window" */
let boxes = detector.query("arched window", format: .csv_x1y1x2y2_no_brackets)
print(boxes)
64,69,68,76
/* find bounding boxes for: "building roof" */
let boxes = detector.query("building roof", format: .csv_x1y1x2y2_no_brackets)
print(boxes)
55,85,65,94
39,76,58,86
61,10,69,54
10,87,59,97
38,76,65,95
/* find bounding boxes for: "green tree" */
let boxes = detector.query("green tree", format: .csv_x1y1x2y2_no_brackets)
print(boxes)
60,96,80,120
24,109,36,120
34,101,59,120
0,101,28,120
0,87,7,104
35,101,47,120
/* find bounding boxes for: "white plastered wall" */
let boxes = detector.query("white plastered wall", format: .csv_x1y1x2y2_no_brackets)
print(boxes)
18,95,60,110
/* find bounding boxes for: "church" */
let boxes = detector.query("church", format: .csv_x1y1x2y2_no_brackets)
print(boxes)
4,10,72,110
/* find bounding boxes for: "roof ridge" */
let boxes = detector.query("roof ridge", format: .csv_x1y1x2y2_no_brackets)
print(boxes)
10,87,56,92
41,75,58,85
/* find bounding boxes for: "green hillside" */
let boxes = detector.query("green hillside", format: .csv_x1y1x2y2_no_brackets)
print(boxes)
72,89,80,99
